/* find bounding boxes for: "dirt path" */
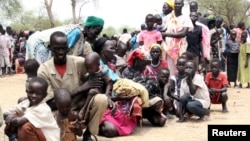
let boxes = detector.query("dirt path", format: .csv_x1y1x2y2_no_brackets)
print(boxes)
1,74,250,141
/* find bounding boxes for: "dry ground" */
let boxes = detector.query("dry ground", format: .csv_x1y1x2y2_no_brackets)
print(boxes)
0,74,250,141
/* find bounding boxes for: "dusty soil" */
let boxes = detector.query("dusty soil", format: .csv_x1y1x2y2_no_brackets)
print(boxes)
0,74,250,141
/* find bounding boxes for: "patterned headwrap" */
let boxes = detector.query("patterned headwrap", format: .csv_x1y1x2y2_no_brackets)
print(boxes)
149,43,164,59
126,49,151,67
83,16,104,27
165,0,175,9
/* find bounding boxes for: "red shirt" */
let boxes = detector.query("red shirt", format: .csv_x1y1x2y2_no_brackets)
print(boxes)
205,72,228,89
55,64,66,78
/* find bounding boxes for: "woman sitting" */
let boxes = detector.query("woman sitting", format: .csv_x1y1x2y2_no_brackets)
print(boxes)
122,49,167,127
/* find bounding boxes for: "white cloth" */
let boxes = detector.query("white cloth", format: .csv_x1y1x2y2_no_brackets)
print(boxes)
6,100,60,141
180,74,211,109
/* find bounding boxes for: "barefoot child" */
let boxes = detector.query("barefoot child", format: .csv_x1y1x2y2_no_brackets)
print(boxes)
169,56,187,122
54,88,83,141
24,59,40,88
78,52,113,120
205,58,229,112
3,77,60,141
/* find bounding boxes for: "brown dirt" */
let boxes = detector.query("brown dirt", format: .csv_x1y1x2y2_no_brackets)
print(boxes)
0,74,250,141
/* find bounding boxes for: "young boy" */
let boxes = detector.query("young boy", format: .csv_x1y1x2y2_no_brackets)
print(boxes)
3,77,60,141
54,88,84,141
205,58,228,112
169,56,187,122
78,52,113,120
24,59,40,88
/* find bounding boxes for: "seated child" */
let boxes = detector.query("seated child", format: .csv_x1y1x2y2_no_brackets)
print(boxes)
23,59,40,88
169,56,187,122
205,58,228,112
3,77,60,141
54,88,84,141
14,53,25,74
78,52,113,120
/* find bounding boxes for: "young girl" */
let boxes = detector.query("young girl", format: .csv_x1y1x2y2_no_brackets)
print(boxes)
137,14,163,53
238,31,250,88
225,30,240,87
54,88,83,141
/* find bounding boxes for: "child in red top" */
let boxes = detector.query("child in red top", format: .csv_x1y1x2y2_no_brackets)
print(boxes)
205,58,228,113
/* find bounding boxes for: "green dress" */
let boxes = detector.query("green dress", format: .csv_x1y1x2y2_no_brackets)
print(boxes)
238,43,250,83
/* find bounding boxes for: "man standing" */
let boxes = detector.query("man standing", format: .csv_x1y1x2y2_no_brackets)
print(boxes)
0,30,12,77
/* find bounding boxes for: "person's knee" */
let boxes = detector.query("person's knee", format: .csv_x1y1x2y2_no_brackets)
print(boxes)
92,94,108,107
221,92,228,102
20,122,33,133
186,102,196,112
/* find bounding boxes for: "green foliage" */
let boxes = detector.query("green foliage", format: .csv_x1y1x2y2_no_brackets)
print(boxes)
101,26,117,37
197,0,250,25
0,0,22,19
117,25,136,34
101,25,137,38
10,10,66,31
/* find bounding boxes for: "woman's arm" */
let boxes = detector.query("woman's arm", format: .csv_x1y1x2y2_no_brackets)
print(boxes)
162,27,189,38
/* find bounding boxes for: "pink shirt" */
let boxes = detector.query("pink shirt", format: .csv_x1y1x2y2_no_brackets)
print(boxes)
138,30,162,52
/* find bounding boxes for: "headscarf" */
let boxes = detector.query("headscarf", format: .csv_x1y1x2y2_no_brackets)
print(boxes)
126,49,151,67
165,0,175,10
149,43,164,59
83,16,104,27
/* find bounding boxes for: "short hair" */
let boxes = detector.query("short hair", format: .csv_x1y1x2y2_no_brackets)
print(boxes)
93,37,108,54
158,67,170,74
54,88,71,103
181,51,194,61
211,58,221,65
49,31,67,44
238,22,245,29
123,28,128,33
185,60,197,70
24,59,40,77
29,77,48,92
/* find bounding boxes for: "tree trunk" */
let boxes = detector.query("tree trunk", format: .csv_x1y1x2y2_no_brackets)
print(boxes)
72,0,77,24
44,0,55,28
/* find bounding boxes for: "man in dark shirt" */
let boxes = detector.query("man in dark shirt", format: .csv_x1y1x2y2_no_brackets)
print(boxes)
189,1,208,26
186,11,203,71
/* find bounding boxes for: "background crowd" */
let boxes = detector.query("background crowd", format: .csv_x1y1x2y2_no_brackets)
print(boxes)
0,0,250,141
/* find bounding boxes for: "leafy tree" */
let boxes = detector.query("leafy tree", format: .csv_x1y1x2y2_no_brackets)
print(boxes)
197,0,250,25
10,10,64,31
0,0,22,18
101,26,117,37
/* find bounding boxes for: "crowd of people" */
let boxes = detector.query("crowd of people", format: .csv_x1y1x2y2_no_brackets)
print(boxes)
0,0,250,141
